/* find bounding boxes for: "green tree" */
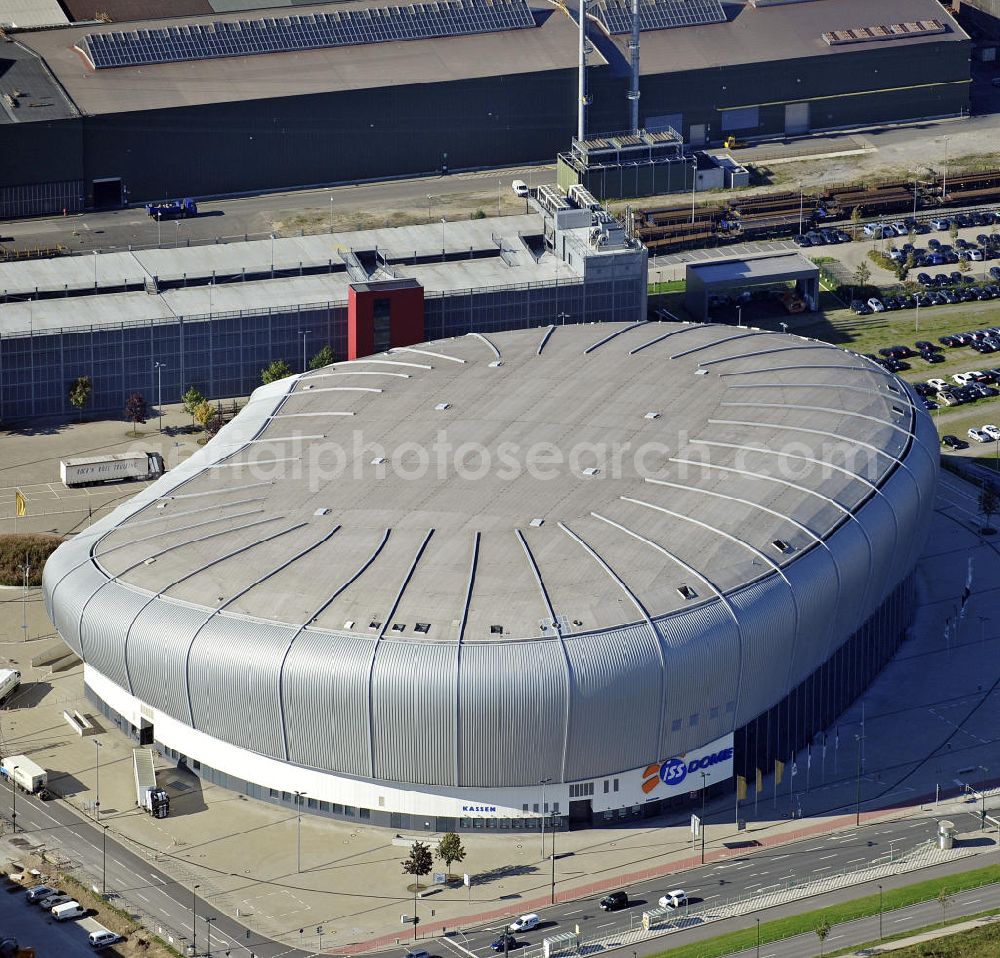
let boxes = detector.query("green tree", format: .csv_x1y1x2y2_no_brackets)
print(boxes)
853,261,871,292
959,257,971,274
261,359,293,384
309,345,335,370
850,206,862,240
949,221,959,243
193,400,215,433
124,392,147,436
815,918,831,957
435,833,466,878
68,376,92,421
182,386,205,425
980,481,1000,535
937,886,952,923
402,841,433,890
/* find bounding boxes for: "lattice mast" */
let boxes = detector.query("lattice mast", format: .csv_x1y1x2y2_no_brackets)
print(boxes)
628,0,640,133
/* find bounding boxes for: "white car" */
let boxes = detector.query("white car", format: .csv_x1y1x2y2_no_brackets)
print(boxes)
983,424,1000,440
867,297,885,312
508,914,540,932
862,222,886,237
659,890,688,908
891,222,908,236
927,378,949,391
511,179,529,197
970,249,985,261
930,218,951,231
968,428,993,443
952,372,982,386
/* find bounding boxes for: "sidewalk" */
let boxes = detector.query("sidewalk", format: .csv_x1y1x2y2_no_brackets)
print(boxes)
1,433,999,952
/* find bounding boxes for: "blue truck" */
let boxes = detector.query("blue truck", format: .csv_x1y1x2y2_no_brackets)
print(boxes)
145,198,198,219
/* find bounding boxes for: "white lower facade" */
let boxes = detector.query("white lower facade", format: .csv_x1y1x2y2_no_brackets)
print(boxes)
87,666,735,822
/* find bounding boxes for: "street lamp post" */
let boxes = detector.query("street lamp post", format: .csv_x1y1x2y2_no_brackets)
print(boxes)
978,767,989,827
101,824,108,898
539,778,552,860
942,136,950,201
94,738,102,820
736,305,743,328
441,218,446,256
156,211,162,247
154,362,166,433
204,915,216,958
93,249,98,289
295,791,307,872
270,233,275,277
855,733,864,826
192,884,200,956
798,183,803,235
300,330,312,373
330,196,334,233
878,883,883,940
756,917,761,958
690,156,697,225
10,765,18,834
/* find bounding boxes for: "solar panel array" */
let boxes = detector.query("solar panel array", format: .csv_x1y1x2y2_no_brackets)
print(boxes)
591,0,725,35
76,0,536,69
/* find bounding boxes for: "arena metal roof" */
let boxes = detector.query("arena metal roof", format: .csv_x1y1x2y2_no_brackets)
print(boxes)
89,321,926,643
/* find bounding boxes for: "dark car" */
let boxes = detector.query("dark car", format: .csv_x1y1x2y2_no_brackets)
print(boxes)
850,300,871,315
915,340,939,351
491,935,518,952
991,267,1000,281
913,382,934,397
793,234,812,247
942,434,969,450
599,891,630,912
922,352,945,364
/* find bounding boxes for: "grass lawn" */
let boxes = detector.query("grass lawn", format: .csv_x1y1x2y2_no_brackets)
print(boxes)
0,534,63,587
646,865,1000,958
650,279,686,295
832,914,1000,958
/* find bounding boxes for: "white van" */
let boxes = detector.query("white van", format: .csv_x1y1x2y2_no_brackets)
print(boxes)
52,900,86,921
89,930,122,948
509,913,540,932
511,180,529,197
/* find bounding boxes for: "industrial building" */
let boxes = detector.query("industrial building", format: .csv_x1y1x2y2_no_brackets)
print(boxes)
0,0,970,216
43,320,938,830
0,195,647,420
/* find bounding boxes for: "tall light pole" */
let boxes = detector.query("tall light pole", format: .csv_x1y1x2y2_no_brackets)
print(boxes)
978,766,989,827
156,210,162,247
798,183,804,235
10,765,18,834
154,362,166,433
426,193,432,221
270,233,275,277
192,883,200,956
700,770,708,863
854,733,864,826
441,217,446,255
756,917,761,958
94,738,102,820
101,824,108,898
330,196,334,234
300,330,311,373
93,249,98,289
295,790,307,873
498,178,502,217
941,136,950,201
539,778,552,859
690,156,697,225
204,915,216,958
878,883,883,941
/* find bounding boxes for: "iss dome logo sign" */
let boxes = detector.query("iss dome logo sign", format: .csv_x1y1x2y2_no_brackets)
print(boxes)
641,746,734,794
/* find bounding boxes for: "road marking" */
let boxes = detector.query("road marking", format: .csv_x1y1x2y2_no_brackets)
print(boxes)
893,916,911,923
806,846,824,851
564,910,583,916
136,893,150,902
596,922,615,929
771,854,789,860
966,898,982,904
817,854,837,861
150,874,166,884
110,859,127,869
813,867,831,872
846,858,865,864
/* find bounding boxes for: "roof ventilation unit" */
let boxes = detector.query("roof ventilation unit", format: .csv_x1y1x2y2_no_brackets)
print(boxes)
677,584,698,600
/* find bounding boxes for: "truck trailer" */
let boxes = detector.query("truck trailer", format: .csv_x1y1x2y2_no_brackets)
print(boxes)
60,452,164,488
0,756,46,794
133,749,169,818
0,670,20,706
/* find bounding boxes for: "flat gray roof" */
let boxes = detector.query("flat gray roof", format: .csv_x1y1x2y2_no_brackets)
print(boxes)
0,0,67,28
0,213,592,333
92,321,918,640
687,252,819,287
17,1,594,115
621,0,967,77
0,42,79,125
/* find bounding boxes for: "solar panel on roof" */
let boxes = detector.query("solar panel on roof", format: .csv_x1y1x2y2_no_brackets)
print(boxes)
591,0,725,35
75,0,536,70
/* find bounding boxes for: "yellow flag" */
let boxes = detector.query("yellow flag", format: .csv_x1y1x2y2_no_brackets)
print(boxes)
755,767,763,793
736,774,748,801
775,759,784,786
15,490,27,518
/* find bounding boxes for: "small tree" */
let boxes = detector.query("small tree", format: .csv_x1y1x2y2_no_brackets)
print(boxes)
937,886,952,923
436,833,466,878
980,481,1000,535
193,400,215,433
124,392,147,436
850,206,862,240
309,345,335,370
959,257,971,274
182,386,205,425
68,376,92,421
854,261,871,292
402,841,433,890
949,221,959,243
815,918,831,957
262,359,293,384
206,411,226,438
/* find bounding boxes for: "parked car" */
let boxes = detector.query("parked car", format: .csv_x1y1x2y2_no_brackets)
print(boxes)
942,434,969,450
930,217,951,231
89,930,124,949
983,425,1000,441
25,886,55,903
599,891,629,912
867,297,885,312
850,300,871,315
968,428,993,443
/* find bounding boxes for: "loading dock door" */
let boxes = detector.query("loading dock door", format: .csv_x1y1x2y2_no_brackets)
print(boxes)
785,102,810,136
688,124,707,146
92,177,123,208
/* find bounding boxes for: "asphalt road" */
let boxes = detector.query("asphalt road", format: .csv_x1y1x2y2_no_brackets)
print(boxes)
0,164,555,257
437,814,966,958
3,784,305,958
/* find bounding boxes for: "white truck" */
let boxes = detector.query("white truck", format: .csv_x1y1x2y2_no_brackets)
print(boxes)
1,755,47,794
60,452,164,488
0,669,20,706
133,748,169,818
